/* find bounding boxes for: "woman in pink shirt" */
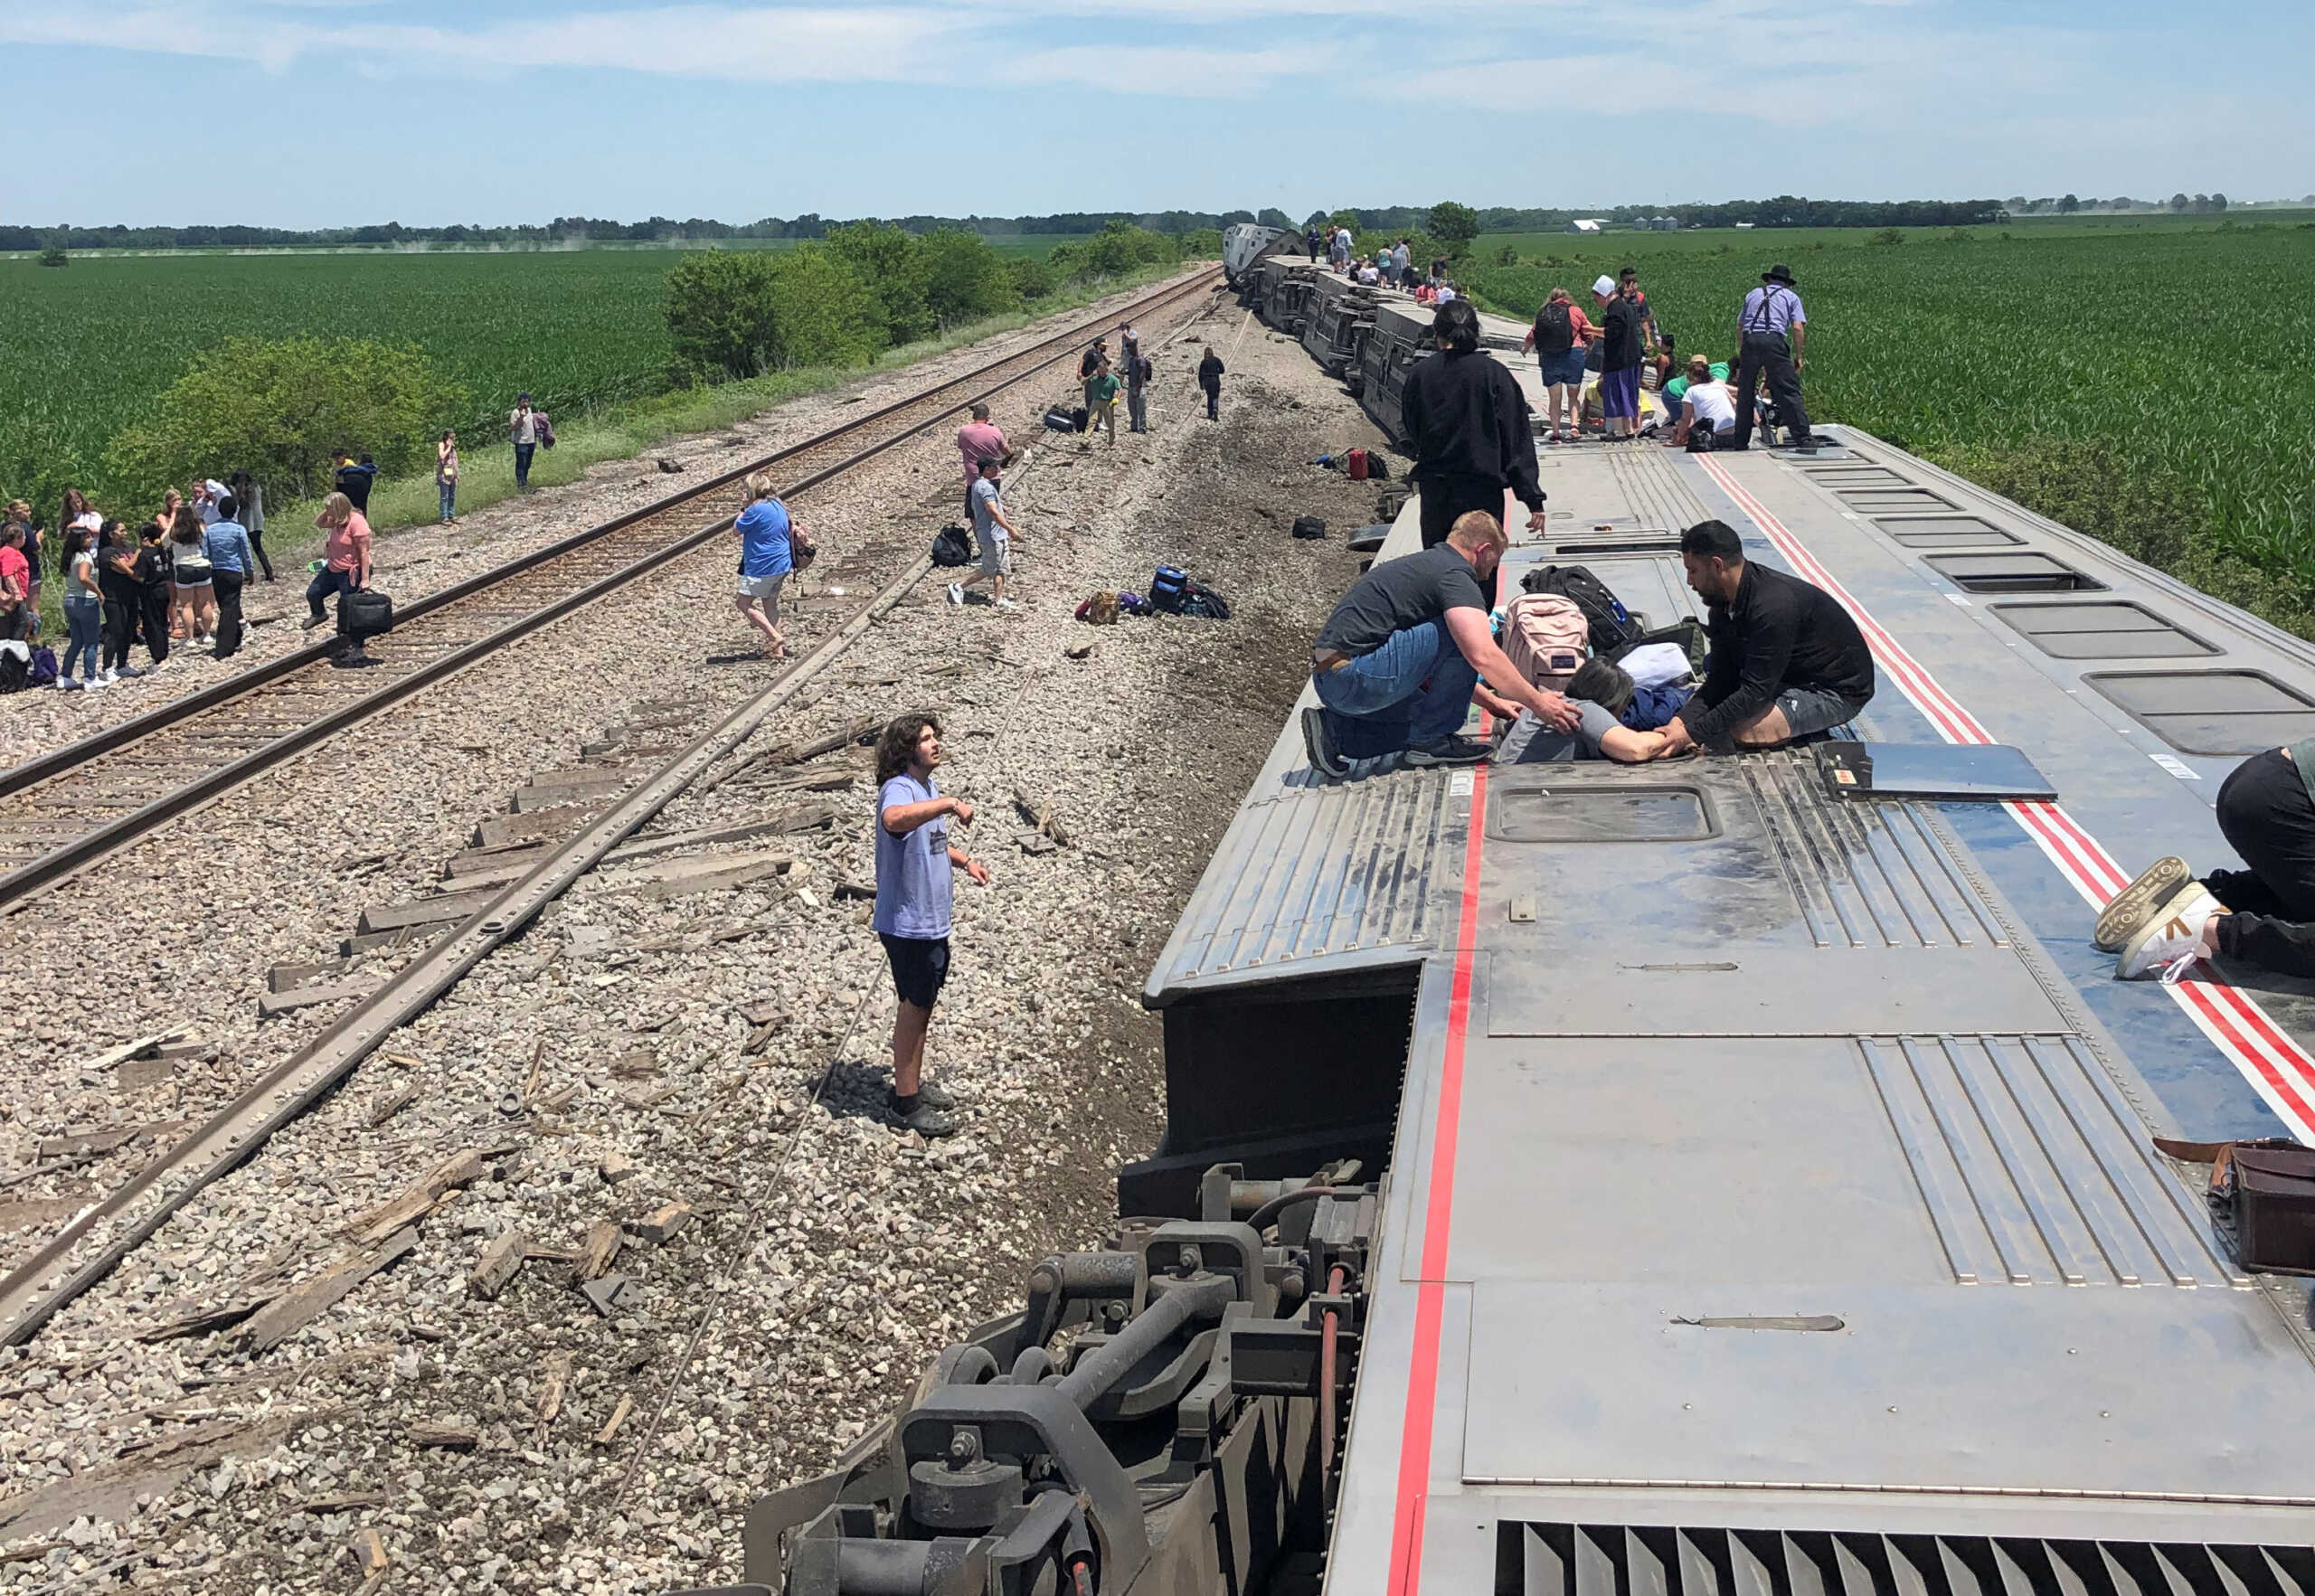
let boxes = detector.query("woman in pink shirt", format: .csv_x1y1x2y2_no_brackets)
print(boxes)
953,402,1010,524
302,492,372,630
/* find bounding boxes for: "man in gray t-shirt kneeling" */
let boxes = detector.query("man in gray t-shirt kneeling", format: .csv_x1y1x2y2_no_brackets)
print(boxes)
948,456,1019,611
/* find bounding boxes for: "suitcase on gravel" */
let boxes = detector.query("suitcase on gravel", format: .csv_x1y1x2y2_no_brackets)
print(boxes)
337,589,395,639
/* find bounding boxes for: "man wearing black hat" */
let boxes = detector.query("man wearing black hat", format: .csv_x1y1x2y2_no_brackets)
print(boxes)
1729,264,1810,451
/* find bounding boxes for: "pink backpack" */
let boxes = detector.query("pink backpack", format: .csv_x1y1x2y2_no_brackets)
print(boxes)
1499,594,1590,689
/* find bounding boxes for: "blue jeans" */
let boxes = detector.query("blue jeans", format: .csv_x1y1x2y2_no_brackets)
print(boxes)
307,566,357,620
514,442,535,486
439,480,457,521
1312,619,1479,755
62,593,101,679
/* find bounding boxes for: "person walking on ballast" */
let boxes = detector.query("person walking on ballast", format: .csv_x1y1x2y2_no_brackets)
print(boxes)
1399,298,1548,605
873,713,989,1138
1196,346,1225,420
303,492,372,630
1729,264,1811,450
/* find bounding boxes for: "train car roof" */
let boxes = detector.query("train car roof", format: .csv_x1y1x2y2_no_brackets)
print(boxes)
1148,380,2315,1586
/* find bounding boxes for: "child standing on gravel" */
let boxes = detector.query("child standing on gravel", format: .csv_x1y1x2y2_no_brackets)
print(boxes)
948,457,1018,611
873,713,990,1138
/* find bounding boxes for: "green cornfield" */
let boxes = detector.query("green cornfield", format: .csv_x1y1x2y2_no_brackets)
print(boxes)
0,234,1105,523
1463,220,2315,626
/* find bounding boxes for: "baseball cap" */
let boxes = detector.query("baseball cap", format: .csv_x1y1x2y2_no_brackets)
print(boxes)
1591,274,1616,297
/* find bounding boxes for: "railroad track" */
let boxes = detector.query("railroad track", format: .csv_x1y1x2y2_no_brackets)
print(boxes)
0,269,1228,1350
0,268,1223,912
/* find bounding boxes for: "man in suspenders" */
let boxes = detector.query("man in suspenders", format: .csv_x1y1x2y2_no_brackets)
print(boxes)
1729,263,1812,451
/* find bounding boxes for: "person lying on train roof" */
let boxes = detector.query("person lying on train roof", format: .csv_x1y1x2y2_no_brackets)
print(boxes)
1301,511,1582,779
2103,744,2315,984
1494,660,1680,764
1653,519,1876,756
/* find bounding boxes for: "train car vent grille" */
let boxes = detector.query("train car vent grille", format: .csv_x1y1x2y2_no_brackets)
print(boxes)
1928,553,2106,593
1995,603,2219,661
1498,1523,2315,1596
2087,670,2315,756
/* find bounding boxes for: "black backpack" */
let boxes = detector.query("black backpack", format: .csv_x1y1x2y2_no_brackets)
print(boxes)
1182,581,1233,620
1291,516,1328,540
1534,300,1575,355
931,525,974,567
1523,563,1642,653
0,644,25,695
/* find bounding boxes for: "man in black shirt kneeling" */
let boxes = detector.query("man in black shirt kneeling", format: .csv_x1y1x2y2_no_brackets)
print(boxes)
1658,519,1875,755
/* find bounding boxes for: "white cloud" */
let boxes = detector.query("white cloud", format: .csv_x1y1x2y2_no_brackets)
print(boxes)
1001,42,1337,96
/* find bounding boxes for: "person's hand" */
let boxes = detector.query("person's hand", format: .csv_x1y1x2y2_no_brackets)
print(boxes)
1657,718,1695,755
1526,510,1549,534
1628,731,1670,760
965,857,990,886
948,798,975,826
1795,356,1806,371
1535,691,1581,732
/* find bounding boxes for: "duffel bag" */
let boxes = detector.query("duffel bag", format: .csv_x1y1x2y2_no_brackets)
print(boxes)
338,589,395,639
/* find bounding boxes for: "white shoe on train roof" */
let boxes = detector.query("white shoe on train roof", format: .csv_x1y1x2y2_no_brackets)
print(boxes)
2094,855,2192,951
2116,883,2222,983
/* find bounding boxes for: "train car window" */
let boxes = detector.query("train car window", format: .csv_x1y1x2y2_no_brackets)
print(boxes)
1994,601,2220,660
1874,517,2023,549
2087,670,2315,755
1488,782,1715,844
1927,552,2105,592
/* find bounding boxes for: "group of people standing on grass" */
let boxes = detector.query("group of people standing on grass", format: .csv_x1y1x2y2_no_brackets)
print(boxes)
1520,263,1812,450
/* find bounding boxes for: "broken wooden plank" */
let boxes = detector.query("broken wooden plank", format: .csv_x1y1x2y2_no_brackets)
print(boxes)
341,927,436,958
347,1148,495,1244
1012,787,1072,848
594,1392,635,1444
355,1526,390,1596
630,1202,693,1244
534,1351,572,1444
603,813,826,866
74,1031,184,1074
237,1227,419,1353
267,959,352,995
365,1087,418,1128
464,1233,524,1303
510,778,625,813
600,1150,638,1185
525,763,645,790
407,1420,478,1450
37,1119,187,1161
473,800,614,850
575,1220,623,1281
355,888,501,937
259,975,381,1019
629,860,789,901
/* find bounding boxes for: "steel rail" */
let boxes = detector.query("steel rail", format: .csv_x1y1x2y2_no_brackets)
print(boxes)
0,269,1221,912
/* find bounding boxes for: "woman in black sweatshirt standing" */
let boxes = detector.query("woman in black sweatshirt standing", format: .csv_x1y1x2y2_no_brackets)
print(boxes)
1196,347,1224,421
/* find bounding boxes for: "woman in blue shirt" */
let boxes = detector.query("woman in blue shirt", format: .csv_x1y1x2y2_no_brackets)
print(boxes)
732,470,814,661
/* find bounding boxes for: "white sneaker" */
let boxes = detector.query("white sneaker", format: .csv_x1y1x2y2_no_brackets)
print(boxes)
947,582,964,607
2117,884,2220,982
83,675,107,692
996,598,1018,611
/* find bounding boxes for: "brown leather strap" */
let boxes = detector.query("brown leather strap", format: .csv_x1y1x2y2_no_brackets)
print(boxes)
2152,1136,2233,1163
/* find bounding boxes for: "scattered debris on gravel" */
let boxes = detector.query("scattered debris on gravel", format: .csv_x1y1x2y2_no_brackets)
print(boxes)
0,308,1399,1593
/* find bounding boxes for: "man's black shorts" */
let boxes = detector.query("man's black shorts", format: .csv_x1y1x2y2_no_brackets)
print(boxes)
881,933,950,1008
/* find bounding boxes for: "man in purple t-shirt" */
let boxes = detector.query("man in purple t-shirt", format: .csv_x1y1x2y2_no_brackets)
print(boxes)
954,402,1010,522
872,712,990,1138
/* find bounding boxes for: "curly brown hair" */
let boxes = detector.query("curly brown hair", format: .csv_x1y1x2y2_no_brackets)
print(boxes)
874,713,943,785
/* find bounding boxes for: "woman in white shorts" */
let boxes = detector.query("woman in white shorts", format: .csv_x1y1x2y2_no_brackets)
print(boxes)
732,471,814,661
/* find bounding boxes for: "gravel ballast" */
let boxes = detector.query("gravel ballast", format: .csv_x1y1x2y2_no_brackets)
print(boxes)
0,309,1400,1593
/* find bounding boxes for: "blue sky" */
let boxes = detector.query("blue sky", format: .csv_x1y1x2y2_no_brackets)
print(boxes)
4,0,2310,228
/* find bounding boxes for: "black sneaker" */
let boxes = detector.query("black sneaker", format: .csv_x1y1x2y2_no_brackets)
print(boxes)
1403,734,1490,767
893,1100,958,1138
1302,706,1350,779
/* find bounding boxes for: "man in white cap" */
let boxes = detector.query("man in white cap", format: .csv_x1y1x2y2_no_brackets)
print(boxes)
1729,263,1812,450
1591,274,1644,439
